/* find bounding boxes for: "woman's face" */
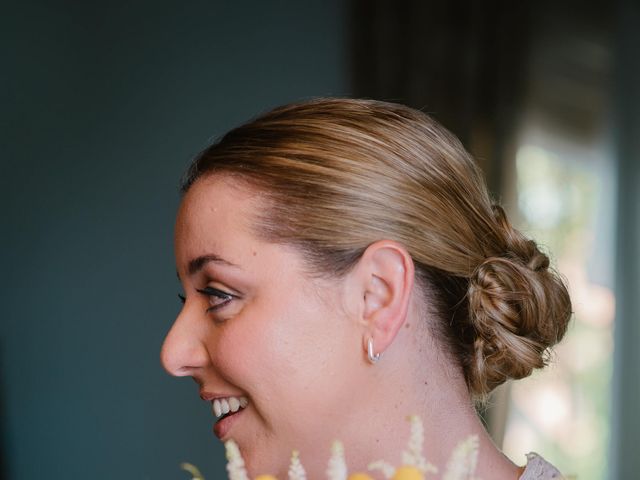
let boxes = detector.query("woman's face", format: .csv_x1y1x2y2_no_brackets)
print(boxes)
161,175,367,477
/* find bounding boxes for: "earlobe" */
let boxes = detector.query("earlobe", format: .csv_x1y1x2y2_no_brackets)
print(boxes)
358,240,415,359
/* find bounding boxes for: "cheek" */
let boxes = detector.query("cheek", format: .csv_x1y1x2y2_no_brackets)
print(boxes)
212,299,308,396
212,279,364,437
214,292,341,398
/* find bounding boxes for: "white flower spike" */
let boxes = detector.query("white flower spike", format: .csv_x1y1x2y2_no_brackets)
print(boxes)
288,449,307,480
326,441,348,480
401,415,438,476
442,434,480,480
224,439,250,480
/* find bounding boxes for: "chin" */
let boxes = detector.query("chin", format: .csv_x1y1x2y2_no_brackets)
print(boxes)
242,445,288,479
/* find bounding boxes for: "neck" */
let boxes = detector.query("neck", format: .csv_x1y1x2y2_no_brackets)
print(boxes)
314,331,523,479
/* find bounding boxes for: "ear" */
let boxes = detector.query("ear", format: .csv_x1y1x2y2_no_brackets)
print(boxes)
347,240,415,359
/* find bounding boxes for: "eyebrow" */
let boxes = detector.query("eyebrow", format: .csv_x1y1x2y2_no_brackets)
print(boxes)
186,253,242,275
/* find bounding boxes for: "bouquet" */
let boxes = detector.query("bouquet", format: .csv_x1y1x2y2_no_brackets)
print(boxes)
181,415,483,480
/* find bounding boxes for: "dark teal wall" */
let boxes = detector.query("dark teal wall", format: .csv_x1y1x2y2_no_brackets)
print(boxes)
0,2,347,478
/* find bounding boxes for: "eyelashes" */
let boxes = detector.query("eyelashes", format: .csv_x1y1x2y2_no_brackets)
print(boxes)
197,286,235,313
177,287,236,313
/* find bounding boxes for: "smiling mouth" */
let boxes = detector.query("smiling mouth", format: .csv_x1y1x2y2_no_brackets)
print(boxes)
211,395,249,441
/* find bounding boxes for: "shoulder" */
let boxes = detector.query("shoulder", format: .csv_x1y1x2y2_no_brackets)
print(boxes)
518,452,565,479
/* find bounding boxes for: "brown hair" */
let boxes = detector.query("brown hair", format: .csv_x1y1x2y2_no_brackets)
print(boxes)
181,98,572,404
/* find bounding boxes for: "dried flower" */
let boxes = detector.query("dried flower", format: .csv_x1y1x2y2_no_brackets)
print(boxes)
401,415,438,476
225,439,250,480
367,460,397,479
326,441,348,480
393,466,424,480
288,450,307,480
442,435,479,480
180,462,205,480
368,415,438,479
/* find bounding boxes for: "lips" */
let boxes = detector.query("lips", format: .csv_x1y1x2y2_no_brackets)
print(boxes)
213,406,245,440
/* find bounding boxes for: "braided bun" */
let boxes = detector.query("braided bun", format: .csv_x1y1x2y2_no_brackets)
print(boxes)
465,205,572,400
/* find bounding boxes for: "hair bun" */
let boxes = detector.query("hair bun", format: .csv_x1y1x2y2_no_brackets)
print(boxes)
464,207,572,400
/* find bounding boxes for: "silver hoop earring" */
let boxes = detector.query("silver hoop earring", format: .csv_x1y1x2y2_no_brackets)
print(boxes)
367,337,382,364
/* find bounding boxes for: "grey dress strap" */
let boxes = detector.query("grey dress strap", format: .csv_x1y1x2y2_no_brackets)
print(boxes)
519,452,565,479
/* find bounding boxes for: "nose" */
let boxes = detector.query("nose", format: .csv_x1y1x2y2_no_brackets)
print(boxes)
160,306,211,377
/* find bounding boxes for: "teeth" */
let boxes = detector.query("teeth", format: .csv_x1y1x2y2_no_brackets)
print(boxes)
228,397,240,412
213,399,222,417
211,396,249,419
221,398,230,414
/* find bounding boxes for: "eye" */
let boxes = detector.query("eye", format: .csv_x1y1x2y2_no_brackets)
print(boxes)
196,286,236,313
178,294,186,304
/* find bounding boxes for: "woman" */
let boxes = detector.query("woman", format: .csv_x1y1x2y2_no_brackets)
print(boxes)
161,98,571,479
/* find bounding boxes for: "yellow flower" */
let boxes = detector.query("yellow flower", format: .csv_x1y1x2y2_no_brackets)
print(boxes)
347,474,375,480
255,476,278,480
392,466,424,480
